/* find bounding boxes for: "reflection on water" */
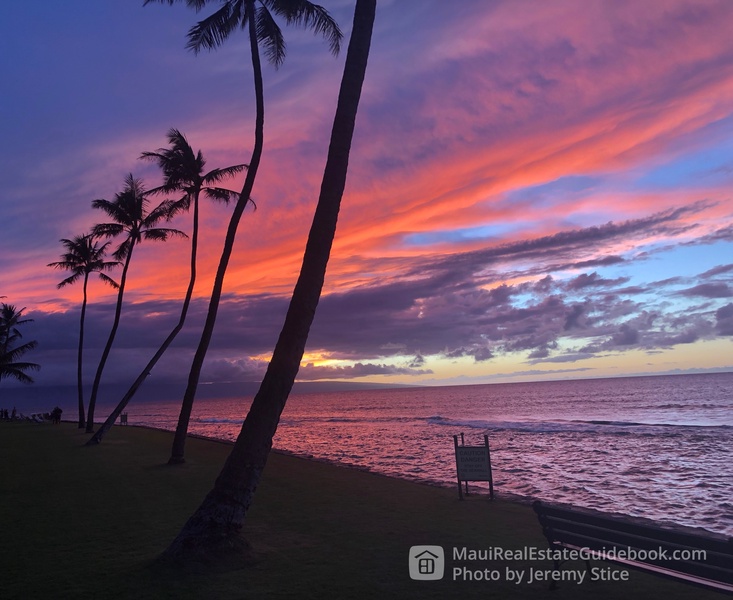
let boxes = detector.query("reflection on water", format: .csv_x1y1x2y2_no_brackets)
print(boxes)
124,373,733,535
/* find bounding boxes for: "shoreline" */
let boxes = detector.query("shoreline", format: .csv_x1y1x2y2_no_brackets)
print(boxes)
76,419,732,540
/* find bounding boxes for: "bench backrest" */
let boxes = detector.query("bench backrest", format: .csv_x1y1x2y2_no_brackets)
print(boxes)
533,500,733,586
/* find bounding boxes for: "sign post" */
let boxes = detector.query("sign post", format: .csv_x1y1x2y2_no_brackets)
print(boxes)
453,434,494,500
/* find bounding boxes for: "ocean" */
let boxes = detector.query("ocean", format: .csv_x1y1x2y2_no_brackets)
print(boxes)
108,372,732,536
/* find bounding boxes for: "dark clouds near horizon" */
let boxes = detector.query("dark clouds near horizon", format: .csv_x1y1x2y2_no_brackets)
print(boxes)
15,204,733,389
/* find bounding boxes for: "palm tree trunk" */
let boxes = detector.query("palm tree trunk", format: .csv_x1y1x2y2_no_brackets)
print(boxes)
168,0,264,464
87,196,201,445
86,245,135,433
77,273,89,428
160,0,375,562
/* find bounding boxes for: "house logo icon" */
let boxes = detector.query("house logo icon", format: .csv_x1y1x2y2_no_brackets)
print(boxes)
409,545,445,580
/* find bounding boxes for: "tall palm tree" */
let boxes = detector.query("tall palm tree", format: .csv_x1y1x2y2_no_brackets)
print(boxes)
86,174,185,433
161,0,375,562
0,303,40,386
48,235,120,428
144,0,342,464
87,131,245,445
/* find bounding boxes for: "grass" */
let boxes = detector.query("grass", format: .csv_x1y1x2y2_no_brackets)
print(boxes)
0,421,727,599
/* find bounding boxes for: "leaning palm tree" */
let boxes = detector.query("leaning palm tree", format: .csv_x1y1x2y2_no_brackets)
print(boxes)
0,303,40,387
144,0,342,464
48,235,120,428
161,0,375,562
86,131,245,445
86,174,185,433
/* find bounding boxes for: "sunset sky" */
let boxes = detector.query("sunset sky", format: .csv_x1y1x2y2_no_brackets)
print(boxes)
2,0,732,396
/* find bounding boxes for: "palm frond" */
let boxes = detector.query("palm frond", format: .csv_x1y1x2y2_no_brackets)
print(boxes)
256,4,286,66
202,163,247,185
195,148,206,171
2,334,22,349
91,198,127,223
164,128,197,162
4,340,38,360
97,273,120,289
0,305,33,330
0,365,38,384
142,129,245,222
56,272,84,289
91,222,125,239
122,173,148,200
141,129,207,195
95,240,113,254
169,194,193,215
48,235,118,289
101,258,120,270
263,0,342,56
48,257,80,271
113,238,133,261
94,175,149,239
187,1,246,53
142,228,188,242
142,0,210,10
146,182,183,197
0,304,38,383
203,187,240,204
145,198,181,225
140,150,166,167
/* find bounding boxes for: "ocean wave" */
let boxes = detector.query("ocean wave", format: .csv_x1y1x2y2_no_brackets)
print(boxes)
188,413,731,434
194,417,243,424
641,403,731,410
425,416,731,435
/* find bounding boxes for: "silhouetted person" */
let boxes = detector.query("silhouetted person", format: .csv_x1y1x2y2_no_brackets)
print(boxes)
51,407,62,424
11,407,17,420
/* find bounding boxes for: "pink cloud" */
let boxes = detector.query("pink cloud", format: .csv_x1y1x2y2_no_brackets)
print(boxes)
6,0,733,333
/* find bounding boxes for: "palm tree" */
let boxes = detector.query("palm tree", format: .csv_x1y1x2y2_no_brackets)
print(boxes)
144,0,342,464
86,174,185,433
0,303,40,386
48,235,120,428
86,131,245,445
161,0,375,562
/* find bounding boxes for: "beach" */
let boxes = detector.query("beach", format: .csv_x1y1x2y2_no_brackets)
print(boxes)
1,420,728,599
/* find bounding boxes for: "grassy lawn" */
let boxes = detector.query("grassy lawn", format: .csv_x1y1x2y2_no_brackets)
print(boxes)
0,421,726,599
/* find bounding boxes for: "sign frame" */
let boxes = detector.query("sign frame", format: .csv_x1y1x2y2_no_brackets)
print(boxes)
453,433,494,500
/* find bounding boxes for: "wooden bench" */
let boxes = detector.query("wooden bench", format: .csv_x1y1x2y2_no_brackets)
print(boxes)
533,500,733,594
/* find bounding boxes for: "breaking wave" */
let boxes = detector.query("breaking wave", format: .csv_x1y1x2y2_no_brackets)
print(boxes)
425,415,730,435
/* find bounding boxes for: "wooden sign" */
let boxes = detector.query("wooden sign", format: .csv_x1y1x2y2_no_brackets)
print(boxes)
455,446,492,480
454,434,494,500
